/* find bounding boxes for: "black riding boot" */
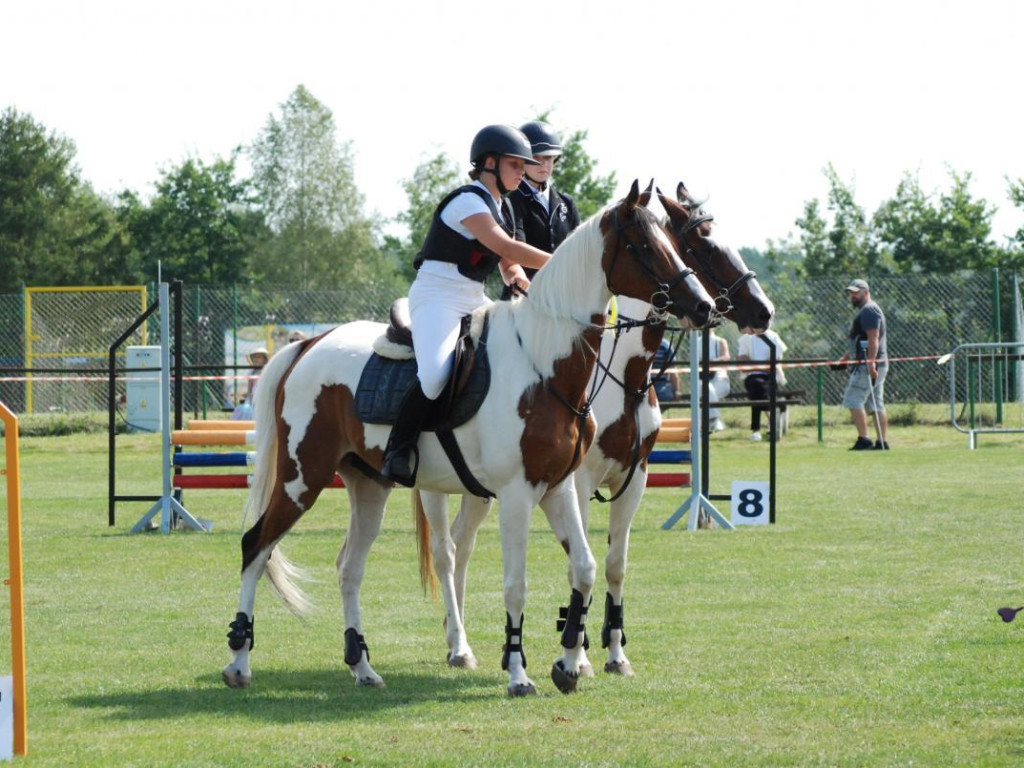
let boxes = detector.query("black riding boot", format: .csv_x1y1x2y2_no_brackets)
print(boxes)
381,382,432,487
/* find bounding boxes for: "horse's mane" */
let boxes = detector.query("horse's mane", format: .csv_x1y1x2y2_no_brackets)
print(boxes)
501,206,612,371
527,208,607,321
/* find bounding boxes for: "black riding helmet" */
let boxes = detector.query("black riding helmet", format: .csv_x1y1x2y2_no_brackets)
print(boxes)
470,124,540,168
470,125,539,196
518,120,563,157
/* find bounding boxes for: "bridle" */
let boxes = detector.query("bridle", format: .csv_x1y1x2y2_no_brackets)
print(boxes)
672,209,757,314
607,206,698,319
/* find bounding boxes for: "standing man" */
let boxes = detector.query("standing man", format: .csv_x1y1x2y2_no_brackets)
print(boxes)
502,120,581,299
838,279,889,451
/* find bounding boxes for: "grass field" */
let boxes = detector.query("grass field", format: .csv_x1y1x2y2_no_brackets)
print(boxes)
0,413,1022,766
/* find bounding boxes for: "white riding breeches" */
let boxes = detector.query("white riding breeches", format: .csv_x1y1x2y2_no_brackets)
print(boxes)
408,264,491,400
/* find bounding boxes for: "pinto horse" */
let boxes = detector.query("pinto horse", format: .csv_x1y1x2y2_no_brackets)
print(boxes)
439,182,775,677
221,180,716,697
566,185,775,674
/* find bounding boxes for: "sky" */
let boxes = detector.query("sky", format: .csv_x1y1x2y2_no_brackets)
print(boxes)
3,0,1022,252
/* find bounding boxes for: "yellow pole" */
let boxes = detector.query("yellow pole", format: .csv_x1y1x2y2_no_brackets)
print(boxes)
0,402,27,756
23,291,33,415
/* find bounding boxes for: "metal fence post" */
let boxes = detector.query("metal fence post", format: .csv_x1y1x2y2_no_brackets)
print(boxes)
816,366,824,443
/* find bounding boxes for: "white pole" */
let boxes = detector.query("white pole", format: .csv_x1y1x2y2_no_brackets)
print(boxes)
131,283,209,533
662,331,733,531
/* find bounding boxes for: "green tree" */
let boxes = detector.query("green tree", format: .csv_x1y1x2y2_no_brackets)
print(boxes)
761,237,804,283
793,199,831,277
874,169,1002,273
248,85,397,291
551,127,617,221
792,164,884,277
126,154,265,284
385,151,461,283
0,107,127,290
1002,176,1024,269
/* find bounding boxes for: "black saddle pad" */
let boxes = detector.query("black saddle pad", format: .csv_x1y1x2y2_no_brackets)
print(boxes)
354,331,491,431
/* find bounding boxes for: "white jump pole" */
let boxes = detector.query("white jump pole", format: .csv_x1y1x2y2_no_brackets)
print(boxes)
131,282,208,533
662,330,734,531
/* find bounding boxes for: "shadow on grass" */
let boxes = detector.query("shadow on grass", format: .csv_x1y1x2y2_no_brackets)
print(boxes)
69,667,511,723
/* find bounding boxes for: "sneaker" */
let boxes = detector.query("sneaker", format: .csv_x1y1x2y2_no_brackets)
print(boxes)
850,436,875,451
750,431,762,442
713,418,727,432
874,440,890,450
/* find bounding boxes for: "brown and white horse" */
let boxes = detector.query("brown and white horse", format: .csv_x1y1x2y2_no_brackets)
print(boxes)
440,183,775,677
221,180,716,696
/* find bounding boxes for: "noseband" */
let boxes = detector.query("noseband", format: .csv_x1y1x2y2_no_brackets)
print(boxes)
608,207,697,317
676,210,756,313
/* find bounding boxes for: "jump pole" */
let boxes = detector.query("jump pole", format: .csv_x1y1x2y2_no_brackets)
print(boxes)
0,401,28,756
662,330,733,531
131,282,209,534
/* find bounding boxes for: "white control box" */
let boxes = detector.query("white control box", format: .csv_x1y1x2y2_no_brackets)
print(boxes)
126,346,161,432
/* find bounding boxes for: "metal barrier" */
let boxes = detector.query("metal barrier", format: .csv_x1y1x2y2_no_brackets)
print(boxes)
949,342,1024,449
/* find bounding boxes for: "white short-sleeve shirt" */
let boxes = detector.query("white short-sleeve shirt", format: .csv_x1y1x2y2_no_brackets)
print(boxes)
738,330,787,362
439,180,501,239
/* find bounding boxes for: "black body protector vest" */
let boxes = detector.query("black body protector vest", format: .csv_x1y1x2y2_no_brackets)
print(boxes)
414,185,516,283
509,181,581,277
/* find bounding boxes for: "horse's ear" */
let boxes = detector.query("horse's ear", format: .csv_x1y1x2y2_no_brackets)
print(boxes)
676,181,691,206
625,179,641,211
660,189,688,228
638,179,654,207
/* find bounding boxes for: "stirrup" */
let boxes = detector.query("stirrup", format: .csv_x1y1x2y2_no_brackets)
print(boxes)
382,442,419,487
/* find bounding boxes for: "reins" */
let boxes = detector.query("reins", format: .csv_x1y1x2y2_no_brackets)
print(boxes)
509,202,707,497
589,314,688,505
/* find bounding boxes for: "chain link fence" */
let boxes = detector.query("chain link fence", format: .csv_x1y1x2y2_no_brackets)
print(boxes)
702,272,1001,405
0,271,1016,416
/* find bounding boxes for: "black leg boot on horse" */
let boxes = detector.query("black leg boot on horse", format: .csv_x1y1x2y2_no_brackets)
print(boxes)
382,382,432,487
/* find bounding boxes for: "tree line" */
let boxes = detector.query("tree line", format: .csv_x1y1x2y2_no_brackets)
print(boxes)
1,84,1022,297
0,87,615,295
763,164,1024,280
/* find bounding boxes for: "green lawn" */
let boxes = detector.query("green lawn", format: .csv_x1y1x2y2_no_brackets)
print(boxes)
0,416,1022,766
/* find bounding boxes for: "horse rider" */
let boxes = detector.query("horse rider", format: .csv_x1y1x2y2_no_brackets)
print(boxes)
381,125,554,486
502,121,582,299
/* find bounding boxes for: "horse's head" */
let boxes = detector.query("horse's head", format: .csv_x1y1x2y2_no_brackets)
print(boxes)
600,180,714,330
659,181,775,334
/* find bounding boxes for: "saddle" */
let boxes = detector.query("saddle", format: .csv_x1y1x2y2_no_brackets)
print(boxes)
354,298,491,432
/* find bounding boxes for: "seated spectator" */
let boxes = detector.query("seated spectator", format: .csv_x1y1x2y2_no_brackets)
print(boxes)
652,338,680,403
737,327,788,442
701,330,731,432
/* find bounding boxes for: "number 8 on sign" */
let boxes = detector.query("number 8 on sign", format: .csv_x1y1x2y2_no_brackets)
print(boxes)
730,481,770,526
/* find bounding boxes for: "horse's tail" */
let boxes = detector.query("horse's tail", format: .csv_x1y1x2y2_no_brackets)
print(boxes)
413,490,438,600
243,341,311,615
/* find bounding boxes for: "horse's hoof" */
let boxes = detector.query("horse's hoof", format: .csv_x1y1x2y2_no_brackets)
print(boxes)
507,682,537,697
550,660,579,694
604,660,634,677
447,652,478,670
579,662,595,678
355,675,386,688
221,669,251,688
